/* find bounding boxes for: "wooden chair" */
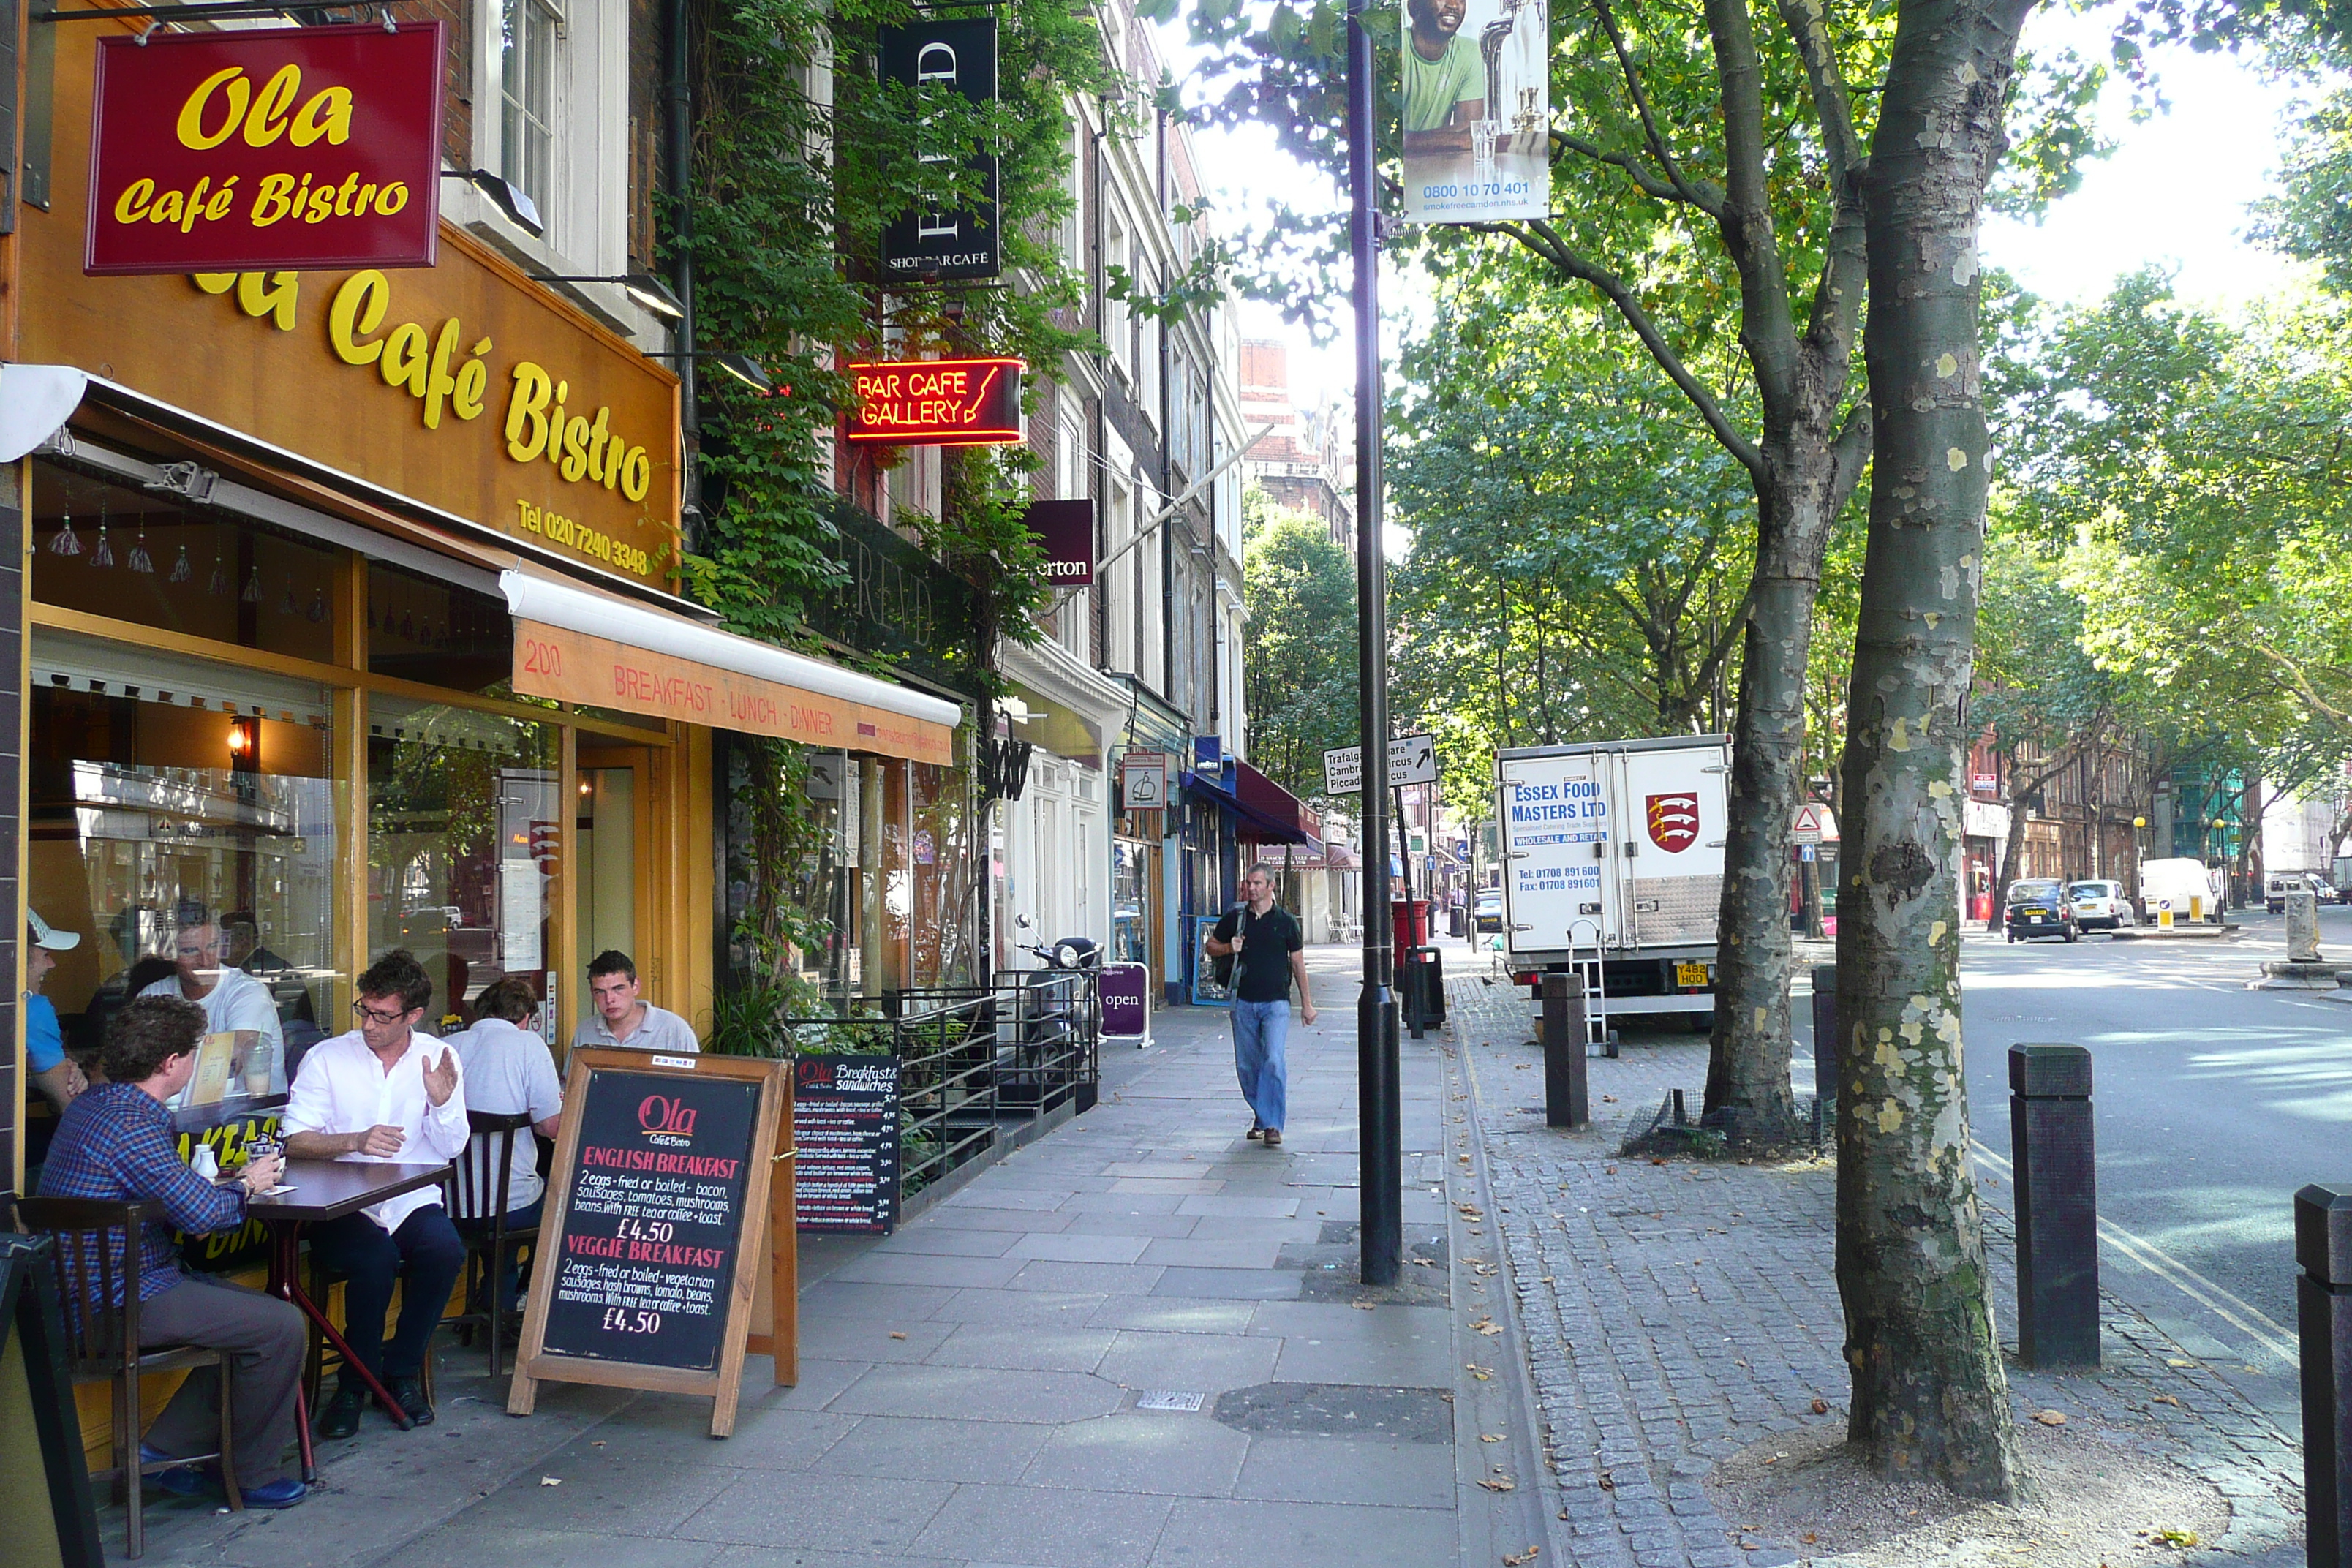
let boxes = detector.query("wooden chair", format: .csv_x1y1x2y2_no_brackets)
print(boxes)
441,1110,542,1381
16,1196,243,1558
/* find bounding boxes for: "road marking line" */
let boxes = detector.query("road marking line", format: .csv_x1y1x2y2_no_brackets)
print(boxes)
1970,1138,2298,1366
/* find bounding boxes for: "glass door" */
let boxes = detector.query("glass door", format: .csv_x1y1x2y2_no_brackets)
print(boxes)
575,741,647,980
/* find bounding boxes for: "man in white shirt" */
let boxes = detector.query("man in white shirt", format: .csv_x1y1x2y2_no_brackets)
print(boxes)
280,949,467,1440
570,949,699,1053
140,919,286,1098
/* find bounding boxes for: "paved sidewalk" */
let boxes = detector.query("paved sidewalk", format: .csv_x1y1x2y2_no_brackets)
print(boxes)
1444,971,2307,1568
122,947,1553,1567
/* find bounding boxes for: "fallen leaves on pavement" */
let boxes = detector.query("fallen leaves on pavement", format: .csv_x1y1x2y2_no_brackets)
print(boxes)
2034,1410,2068,1426
1504,1548,1539,1565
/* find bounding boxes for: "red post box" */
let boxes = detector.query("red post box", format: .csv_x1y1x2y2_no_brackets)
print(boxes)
1390,897,1430,973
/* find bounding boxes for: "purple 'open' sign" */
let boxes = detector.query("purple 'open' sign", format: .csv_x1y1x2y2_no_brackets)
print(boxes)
1099,962,1150,1039
1023,499,1096,587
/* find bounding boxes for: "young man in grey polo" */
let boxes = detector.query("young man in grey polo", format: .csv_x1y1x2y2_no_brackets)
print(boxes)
569,949,699,1052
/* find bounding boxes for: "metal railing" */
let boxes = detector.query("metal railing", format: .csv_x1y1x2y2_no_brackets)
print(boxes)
791,969,1100,1201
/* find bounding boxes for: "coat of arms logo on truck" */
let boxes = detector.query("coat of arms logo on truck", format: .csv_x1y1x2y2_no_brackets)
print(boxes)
1645,793,1700,853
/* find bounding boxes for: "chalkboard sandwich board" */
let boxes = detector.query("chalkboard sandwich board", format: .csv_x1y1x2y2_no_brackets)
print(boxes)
794,1054,901,1235
506,1048,796,1436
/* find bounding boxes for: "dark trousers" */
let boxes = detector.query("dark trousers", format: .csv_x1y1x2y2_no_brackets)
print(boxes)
306,1205,466,1388
137,1273,306,1488
453,1196,543,1316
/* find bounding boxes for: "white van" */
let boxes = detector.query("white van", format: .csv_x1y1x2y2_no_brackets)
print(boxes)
2141,858,2223,924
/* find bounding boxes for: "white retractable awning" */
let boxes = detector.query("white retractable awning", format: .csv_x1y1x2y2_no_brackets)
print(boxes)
501,570,962,763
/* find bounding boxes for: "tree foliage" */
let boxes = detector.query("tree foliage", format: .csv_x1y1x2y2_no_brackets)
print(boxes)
1241,493,1362,803
1387,268,1761,806
1991,270,2352,784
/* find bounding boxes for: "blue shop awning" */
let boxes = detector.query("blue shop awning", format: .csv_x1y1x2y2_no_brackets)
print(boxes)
1184,759,1323,850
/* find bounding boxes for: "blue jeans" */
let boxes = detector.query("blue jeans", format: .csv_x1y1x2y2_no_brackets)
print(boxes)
1231,1000,1290,1131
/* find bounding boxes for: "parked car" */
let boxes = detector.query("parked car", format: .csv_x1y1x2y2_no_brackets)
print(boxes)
2005,878,2079,943
2065,879,2135,930
1473,891,1504,935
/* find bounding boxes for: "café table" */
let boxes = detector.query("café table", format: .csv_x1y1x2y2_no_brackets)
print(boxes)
245,1158,453,1481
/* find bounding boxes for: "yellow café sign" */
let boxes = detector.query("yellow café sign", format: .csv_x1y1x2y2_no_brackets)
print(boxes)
23,21,679,588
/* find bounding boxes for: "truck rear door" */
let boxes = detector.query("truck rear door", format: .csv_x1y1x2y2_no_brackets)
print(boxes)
1498,751,1616,954
1612,741,1730,948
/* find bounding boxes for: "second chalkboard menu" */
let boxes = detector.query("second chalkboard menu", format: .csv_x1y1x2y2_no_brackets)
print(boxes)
794,1055,901,1234
508,1049,794,1437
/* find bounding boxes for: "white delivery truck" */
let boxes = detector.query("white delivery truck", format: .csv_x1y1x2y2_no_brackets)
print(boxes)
1496,734,1731,1033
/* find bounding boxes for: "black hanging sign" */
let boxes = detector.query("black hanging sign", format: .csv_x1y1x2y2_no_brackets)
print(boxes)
794,1055,902,1234
878,17,1000,282
508,1049,794,1436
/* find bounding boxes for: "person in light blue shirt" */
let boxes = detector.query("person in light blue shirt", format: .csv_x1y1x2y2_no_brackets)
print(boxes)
26,908,86,1110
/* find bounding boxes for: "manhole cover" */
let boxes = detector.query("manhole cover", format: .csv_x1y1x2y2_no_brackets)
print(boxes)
1212,1382,1453,1444
1135,1389,1205,1411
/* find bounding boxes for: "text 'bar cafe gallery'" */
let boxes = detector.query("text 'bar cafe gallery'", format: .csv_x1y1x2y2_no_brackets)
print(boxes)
0,7,1026,1508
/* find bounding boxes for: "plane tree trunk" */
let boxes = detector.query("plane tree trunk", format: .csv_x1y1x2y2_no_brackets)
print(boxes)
1832,0,2034,1499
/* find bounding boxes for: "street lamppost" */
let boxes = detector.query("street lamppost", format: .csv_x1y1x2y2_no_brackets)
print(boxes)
1346,0,1402,1287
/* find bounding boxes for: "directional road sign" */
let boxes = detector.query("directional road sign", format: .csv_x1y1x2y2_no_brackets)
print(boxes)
1323,734,1437,795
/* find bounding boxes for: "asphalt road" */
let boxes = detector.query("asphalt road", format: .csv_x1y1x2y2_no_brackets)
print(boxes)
1829,906,2352,1428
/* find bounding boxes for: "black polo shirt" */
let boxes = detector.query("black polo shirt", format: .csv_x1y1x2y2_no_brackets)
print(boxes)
1211,903,1303,1004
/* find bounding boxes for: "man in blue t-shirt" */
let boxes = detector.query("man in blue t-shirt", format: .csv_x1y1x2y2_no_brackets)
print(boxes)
1206,865,1318,1147
26,908,86,1110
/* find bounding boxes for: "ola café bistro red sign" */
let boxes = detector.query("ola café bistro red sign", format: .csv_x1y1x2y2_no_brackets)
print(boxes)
845,356,1022,446
84,23,444,275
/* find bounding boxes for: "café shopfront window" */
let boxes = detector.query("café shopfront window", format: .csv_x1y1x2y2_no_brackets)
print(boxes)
29,627,340,1098
367,696,560,1036
728,745,979,1006
21,448,680,1093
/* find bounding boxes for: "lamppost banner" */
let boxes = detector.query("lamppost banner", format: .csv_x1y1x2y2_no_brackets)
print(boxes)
1398,0,1550,224
84,23,445,274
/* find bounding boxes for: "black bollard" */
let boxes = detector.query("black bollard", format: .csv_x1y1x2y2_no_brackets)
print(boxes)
2010,1044,2099,1368
2297,1183,2352,1567
1810,964,1837,1124
1403,951,1427,1041
1542,972,1588,1128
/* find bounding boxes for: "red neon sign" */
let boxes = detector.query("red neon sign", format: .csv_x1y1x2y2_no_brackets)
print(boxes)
85,23,445,276
845,357,1023,446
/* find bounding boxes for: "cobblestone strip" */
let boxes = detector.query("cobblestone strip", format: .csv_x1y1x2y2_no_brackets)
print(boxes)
1446,977,2305,1568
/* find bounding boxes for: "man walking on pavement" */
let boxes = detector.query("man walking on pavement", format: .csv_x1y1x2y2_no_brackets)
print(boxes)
1205,864,1316,1146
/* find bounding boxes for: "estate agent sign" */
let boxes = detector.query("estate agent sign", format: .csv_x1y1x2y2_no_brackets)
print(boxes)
86,23,444,274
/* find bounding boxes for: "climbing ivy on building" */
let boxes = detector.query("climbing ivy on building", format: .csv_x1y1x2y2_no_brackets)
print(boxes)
679,0,1109,671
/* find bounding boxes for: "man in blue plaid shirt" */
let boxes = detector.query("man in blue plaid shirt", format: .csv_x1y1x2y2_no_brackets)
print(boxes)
38,995,309,1508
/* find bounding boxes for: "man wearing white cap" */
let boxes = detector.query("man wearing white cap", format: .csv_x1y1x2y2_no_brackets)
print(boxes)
26,909,86,1110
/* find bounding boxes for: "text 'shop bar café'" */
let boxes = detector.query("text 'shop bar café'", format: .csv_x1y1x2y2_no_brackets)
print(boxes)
0,7,1012,1505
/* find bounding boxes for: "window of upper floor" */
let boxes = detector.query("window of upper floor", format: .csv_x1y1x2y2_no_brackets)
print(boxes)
1103,205,1132,380
459,0,665,339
